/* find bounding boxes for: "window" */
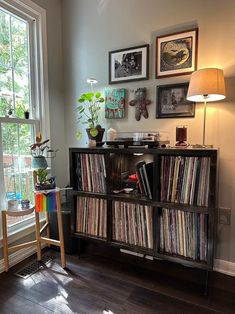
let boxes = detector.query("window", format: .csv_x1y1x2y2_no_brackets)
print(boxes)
0,0,49,230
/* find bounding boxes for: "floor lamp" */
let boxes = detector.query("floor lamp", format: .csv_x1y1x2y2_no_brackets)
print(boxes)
187,68,226,147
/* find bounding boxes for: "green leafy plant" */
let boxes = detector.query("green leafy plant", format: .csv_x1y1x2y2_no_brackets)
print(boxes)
36,168,48,185
77,92,104,139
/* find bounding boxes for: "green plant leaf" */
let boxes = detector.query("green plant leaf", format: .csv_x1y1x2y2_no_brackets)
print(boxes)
95,92,101,98
78,98,85,103
99,97,104,103
90,128,98,137
76,131,82,140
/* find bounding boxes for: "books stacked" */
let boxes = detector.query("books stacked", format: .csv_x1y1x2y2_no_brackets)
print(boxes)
75,153,106,193
76,197,107,238
159,208,208,261
160,156,211,206
112,201,153,249
136,161,153,199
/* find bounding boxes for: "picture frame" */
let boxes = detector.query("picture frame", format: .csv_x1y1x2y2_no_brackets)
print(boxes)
105,88,126,119
156,28,198,78
109,44,149,84
156,83,195,118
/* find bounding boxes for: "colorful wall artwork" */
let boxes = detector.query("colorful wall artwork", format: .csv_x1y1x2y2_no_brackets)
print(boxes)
105,88,126,119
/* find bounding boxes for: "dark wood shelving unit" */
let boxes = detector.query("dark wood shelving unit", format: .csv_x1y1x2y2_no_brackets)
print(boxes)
69,146,218,293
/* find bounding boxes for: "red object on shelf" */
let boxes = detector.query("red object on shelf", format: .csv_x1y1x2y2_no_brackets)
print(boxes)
129,174,138,182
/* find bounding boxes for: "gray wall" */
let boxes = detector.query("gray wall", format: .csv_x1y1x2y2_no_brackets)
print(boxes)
61,0,235,263
31,0,68,190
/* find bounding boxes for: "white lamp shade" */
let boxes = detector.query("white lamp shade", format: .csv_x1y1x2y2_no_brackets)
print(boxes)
187,68,226,102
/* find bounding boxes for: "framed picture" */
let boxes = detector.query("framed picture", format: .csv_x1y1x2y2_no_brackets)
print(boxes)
105,88,126,119
156,83,195,118
156,28,198,78
109,44,149,84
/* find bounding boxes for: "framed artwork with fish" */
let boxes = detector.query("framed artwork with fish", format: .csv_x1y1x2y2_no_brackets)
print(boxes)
156,28,198,78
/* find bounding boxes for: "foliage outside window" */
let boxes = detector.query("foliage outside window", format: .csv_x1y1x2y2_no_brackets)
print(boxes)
0,7,37,227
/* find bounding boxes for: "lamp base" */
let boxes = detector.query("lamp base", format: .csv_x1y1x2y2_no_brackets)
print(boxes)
175,141,188,147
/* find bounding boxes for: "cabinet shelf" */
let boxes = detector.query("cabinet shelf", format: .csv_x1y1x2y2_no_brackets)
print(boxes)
110,240,154,255
74,232,107,242
155,252,211,270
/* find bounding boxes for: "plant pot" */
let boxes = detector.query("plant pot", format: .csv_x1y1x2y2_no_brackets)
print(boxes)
24,111,29,119
32,156,48,169
86,128,105,143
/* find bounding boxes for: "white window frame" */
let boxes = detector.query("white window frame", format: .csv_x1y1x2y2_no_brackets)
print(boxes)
0,0,50,234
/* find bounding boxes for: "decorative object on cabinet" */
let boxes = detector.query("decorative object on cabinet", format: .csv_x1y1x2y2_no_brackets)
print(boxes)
187,68,226,147
156,83,195,118
109,44,149,84
175,125,188,146
106,131,169,148
129,88,151,121
69,146,217,294
156,28,198,78
105,88,126,119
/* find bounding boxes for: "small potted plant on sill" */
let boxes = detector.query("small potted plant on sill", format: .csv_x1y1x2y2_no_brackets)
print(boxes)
14,103,30,119
77,92,105,144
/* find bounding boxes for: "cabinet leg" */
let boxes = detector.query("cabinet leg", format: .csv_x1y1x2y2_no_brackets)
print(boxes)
35,211,42,261
204,270,209,296
56,192,66,268
2,211,9,272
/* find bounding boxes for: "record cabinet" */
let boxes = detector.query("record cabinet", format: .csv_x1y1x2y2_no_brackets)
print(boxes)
69,146,217,288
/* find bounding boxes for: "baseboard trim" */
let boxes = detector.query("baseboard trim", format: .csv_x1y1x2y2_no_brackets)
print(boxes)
0,244,46,274
214,259,235,277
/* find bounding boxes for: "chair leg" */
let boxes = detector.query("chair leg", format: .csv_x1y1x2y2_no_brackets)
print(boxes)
45,211,50,247
56,192,66,268
35,211,42,261
2,211,9,272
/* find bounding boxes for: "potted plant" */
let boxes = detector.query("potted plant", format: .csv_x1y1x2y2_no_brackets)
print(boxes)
30,132,58,190
77,92,105,143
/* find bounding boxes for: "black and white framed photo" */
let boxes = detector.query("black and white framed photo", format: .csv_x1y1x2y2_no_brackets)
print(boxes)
156,28,198,78
156,83,195,118
109,44,149,84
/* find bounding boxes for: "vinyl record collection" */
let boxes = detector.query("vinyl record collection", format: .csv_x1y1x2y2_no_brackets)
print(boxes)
160,156,211,206
75,153,106,193
159,208,208,262
112,201,153,249
76,197,107,238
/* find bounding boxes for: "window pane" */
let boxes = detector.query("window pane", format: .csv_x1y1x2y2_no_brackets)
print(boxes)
0,10,11,67
0,9,31,117
14,69,30,118
0,66,13,116
11,16,29,71
2,123,35,226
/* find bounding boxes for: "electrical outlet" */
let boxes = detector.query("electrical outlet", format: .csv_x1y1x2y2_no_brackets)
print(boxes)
218,208,231,225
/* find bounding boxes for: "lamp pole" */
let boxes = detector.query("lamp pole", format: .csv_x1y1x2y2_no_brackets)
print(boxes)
203,95,208,146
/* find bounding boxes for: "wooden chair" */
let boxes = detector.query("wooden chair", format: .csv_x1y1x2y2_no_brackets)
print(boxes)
2,175,66,271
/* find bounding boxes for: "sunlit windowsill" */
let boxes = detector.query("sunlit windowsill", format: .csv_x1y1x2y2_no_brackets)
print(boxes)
0,116,38,124
0,216,46,249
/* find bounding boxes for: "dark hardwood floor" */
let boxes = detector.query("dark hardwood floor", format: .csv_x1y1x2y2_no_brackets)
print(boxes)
0,248,234,314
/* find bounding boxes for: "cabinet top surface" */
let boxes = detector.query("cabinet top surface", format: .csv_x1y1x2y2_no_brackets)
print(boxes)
69,146,218,153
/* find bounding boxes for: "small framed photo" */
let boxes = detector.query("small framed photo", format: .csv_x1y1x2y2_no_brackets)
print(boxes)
109,44,149,84
156,28,198,78
156,83,195,118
